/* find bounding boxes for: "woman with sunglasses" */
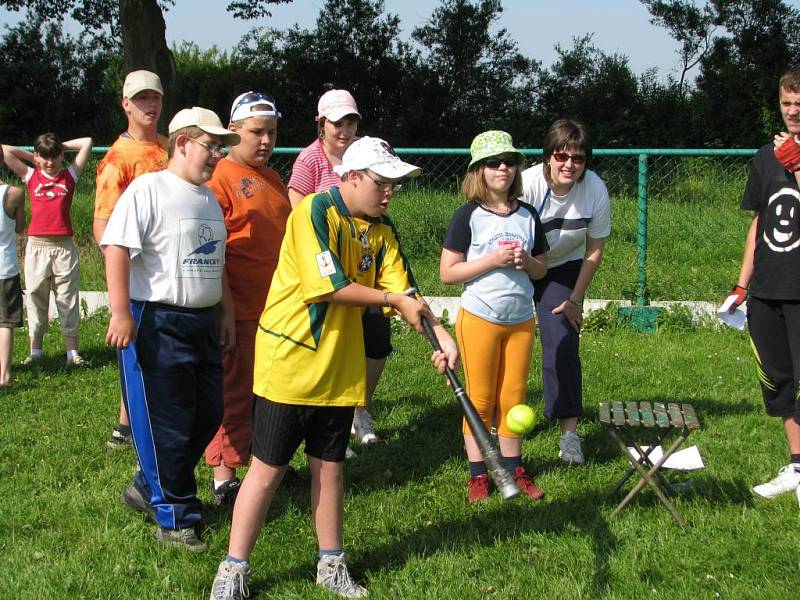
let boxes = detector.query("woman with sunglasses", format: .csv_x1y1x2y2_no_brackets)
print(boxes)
520,119,611,466
440,130,548,503
287,89,385,452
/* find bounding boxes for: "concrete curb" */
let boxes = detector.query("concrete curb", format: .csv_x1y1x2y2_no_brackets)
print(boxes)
38,292,719,323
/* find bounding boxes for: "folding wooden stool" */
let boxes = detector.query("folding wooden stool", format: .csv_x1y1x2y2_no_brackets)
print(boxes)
598,401,700,527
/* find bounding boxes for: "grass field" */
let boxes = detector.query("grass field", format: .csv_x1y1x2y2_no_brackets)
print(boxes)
2,313,798,599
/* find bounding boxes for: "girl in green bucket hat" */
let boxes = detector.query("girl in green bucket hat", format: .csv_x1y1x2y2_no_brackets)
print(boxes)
440,130,548,503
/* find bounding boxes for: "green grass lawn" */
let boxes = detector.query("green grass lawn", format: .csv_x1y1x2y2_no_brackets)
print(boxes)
2,314,797,599
36,175,751,302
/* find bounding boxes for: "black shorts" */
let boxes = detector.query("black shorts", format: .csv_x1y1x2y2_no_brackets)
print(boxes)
0,274,23,328
251,395,354,465
362,308,392,359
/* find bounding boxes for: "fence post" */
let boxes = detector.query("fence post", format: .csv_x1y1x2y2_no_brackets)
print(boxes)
636,153,648,307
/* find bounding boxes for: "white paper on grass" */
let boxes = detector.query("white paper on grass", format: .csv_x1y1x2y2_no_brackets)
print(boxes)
625,445,705,470
717,297,747,330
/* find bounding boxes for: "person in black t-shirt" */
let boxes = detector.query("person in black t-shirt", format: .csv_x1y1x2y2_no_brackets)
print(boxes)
724,66,800,503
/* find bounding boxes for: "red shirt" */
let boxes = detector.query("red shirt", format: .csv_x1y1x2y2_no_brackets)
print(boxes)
25,166,77,236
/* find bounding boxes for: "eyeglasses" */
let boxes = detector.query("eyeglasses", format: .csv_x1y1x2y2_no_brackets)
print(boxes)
483,157,519,169
232,92,282,118
187,137,227,157
363,170,402,192
551,152,587,165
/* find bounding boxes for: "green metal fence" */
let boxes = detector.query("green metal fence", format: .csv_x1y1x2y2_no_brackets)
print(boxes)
3,146,757,313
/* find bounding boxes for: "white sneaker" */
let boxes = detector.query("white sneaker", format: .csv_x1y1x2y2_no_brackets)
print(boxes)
345,446,357,459
559,431,585,465
210,559,251,600
316,553,368,598
353,409,378,445
753,465,800,498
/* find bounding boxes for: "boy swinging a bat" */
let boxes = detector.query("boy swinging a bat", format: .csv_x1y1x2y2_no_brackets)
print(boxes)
209,137,457,600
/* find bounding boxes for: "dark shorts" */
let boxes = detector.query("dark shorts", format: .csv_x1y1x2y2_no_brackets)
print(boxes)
747,296,800,420
0,274,23,328
363,308,392,359
251,395,354,465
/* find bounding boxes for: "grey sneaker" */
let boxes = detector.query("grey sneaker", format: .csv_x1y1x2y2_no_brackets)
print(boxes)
753,465,800,498
353,409,378,445
107,427,133,450
210,559,251,600
559,431,585,465
121,484,155,523
316,553,368,598
210,478,241,507
155,526,207,553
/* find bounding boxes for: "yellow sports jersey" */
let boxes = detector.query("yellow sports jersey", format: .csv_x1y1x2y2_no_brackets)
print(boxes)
253,187,416,407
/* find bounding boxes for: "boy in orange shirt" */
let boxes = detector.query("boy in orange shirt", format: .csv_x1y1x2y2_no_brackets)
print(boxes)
94,70,168,450
203,91,291,505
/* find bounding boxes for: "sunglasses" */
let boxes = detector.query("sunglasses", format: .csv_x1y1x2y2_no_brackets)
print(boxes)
483,157,519,169
233,92,282,118
551,152,586,165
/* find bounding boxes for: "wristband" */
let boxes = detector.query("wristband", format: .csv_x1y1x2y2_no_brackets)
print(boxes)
383,291,391,307
568,298,583,309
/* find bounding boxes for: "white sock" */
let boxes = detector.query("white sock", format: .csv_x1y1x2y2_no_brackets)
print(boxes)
66,350,79,361
30,349,44,357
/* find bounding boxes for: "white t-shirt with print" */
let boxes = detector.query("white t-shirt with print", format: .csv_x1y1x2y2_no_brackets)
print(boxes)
520,163,611,268
100,170,226,308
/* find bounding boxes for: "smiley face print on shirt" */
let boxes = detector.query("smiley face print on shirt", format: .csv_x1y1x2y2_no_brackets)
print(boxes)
764,188,800,253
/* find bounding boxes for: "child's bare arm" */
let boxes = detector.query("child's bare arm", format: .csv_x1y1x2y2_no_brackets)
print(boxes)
104,245,136,348
63,137,93,177
0,144,32,180
5,187,26,233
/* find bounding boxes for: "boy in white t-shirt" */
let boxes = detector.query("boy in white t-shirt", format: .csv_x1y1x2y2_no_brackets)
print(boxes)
101,107,239,553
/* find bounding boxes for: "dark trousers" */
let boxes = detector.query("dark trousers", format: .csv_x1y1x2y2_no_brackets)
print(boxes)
747,297,800,421
120,301,223,530
534,261,583,420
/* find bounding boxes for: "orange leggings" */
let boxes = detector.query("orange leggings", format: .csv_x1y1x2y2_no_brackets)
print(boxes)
455,309,534,439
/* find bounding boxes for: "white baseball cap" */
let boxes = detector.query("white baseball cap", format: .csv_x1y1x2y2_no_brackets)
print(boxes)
333,137,421,180
168,107,241,146
316,89,362,122
123,70,163,98
230,91,282,122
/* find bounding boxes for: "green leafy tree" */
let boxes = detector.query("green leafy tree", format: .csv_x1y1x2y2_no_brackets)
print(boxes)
409,0,539,146
0,16,117,143
239,0,415,145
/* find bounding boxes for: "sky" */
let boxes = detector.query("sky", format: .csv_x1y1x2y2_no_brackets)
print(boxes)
2,0,799,82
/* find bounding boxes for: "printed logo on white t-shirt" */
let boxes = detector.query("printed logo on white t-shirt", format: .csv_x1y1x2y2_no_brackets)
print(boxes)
178,218,225,278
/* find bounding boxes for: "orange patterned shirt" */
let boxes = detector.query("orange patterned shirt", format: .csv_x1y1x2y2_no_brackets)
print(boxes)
94,135,168,219
207,157,291,320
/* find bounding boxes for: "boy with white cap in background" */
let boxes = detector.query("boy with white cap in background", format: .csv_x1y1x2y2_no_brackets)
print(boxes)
210,137,458,599
94,69,168,450
102,106,238,552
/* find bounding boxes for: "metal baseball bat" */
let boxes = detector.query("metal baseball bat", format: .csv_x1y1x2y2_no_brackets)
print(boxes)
418,312,520,501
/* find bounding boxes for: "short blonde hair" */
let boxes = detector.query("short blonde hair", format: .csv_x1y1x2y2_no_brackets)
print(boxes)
461,162,523,203
167,125,205,158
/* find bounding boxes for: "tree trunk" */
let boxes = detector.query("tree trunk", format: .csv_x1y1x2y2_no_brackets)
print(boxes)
119,0,176,132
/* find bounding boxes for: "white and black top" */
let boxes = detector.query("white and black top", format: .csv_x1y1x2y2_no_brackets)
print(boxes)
742,143,800,300
443,200,547,324
520,164,611,268
0,184,19,279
